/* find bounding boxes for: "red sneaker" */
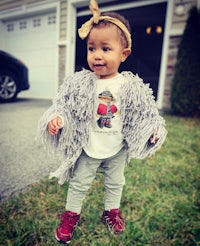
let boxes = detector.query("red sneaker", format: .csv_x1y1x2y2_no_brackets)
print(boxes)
102,208,125,234
55,210,80,244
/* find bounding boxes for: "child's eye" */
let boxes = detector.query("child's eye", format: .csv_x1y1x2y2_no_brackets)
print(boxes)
88,47,95,52
103,47,110,52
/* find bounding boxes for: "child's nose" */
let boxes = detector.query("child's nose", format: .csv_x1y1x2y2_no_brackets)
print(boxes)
94,50,103,60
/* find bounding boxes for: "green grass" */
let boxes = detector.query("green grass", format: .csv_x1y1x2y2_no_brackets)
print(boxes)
0,116,200,246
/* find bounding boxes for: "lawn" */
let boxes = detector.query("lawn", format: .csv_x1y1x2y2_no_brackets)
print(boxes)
0,116,200,246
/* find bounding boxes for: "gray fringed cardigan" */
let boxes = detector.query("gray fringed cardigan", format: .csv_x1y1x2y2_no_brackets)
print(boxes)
38,69,167,185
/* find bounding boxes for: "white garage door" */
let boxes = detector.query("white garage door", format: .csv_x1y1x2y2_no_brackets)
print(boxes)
3,11,57,99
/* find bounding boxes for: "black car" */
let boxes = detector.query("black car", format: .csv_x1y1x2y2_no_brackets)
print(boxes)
0,50,30,102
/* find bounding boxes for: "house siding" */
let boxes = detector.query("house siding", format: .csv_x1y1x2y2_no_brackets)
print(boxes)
163,0,197,110
59,45,66,86
58,0,67,85
59,0,67,41
0,0,45,11
0,0,199,108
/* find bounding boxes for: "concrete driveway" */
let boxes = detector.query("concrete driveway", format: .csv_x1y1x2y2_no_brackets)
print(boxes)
0,98,58,201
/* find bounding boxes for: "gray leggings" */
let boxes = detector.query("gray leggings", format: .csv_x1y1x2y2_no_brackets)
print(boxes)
66,148,127,214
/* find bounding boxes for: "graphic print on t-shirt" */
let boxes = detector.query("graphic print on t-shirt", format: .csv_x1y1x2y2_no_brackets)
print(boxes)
83,75,124,159
97,90,117,129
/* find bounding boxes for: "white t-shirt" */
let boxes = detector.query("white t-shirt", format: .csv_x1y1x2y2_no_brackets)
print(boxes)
84,73,125,159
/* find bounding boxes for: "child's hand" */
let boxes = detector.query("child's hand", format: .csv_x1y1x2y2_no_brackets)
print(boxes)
149,132,159,145
48,116,63,135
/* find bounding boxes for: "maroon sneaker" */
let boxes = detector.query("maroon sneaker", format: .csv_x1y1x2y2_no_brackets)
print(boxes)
55,210,80,244
102,208,125,234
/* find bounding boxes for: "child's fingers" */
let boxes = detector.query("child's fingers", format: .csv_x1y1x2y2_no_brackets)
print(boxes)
47,116,64,135
48,128,57,135
52,118,59,128
48,126,57,135
150,132,159,144
57,117,62,127
48,118,59,135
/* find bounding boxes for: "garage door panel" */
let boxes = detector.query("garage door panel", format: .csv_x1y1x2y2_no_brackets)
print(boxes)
4,11,57,99
30,67,56,83
13,49,57,68
5,32,56,51
20,83,55,99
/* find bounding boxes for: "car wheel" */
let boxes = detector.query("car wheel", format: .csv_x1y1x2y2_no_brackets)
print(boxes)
0,72,18,102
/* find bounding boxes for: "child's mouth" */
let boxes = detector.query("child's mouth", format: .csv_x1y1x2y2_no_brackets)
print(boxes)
94,64,105,67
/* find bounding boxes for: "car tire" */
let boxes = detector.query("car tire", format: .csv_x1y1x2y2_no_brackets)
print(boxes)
0,72,18,102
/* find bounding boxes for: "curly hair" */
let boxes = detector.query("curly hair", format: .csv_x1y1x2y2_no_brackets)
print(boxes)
93,12,131,48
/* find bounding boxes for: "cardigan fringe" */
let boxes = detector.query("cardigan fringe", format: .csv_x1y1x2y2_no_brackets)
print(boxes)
37,69,167,184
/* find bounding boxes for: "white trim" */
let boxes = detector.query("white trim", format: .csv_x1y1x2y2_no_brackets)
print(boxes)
0,0,57,20
69,0,116,8
77,0,168,16
65,0,77,77
157,0,173,109
54,1,60,93
0,0,60,96
0,21,4,47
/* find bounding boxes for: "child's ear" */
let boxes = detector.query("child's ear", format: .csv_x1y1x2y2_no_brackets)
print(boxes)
121,48,131,62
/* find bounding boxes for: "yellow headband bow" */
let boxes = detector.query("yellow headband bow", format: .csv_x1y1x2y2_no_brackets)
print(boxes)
78,0,132,49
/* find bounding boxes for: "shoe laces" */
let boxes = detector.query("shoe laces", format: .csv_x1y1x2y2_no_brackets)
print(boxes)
105,209,125,229
59,211,79,228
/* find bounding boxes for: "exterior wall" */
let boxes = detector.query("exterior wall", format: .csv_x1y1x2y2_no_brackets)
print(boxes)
58,0,67,85
59,45,66,85
163,37,181,110
163,0,197,111
59,0,67,41
0,0,42,10
0,0,199,107
0,0,66,88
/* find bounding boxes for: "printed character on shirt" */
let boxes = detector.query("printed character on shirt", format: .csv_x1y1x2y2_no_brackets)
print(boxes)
97,90,117,128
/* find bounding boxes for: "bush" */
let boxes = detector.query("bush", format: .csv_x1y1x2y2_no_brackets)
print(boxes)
171,7,200,117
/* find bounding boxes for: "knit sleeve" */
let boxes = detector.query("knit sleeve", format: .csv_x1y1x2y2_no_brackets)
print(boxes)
36,74,74,156
121,72,167,160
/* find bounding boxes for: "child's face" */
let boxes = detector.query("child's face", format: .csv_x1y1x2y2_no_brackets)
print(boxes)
87,25,131,79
